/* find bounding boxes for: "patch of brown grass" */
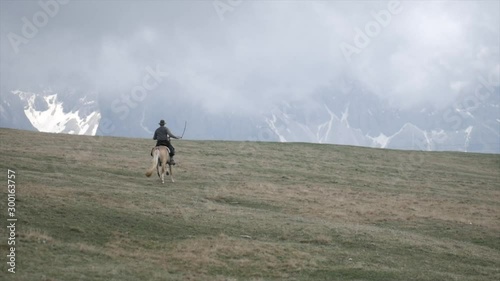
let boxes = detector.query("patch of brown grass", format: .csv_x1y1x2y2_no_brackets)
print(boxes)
223,181,500,231
170,233,318,277
19,228,54,244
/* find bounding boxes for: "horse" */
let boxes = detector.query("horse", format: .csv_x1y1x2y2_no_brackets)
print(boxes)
145,146,174,184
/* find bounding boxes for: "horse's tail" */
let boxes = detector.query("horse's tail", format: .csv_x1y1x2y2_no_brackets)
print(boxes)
145,148,159,177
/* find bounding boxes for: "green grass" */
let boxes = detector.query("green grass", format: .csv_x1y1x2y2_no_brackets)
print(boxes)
0,127,499,280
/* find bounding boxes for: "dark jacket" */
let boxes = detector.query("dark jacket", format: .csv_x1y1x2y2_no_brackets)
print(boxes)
153,126,179,141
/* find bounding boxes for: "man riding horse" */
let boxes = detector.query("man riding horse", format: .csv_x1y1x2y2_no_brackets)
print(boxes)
153,119,181,164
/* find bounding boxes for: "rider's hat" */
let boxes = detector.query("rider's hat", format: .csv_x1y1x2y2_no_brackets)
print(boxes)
159,120,166,126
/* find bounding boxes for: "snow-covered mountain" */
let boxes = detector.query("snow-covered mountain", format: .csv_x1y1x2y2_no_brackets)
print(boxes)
264,81,499,153
1,84,498,153
2,90,101,135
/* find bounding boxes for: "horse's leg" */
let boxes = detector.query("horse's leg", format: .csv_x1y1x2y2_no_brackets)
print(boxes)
169,164,175,182
161,165,165,184
160,158,165,184
162,151,168,184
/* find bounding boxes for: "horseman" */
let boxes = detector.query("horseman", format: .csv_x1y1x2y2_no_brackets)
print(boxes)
153,119,181,164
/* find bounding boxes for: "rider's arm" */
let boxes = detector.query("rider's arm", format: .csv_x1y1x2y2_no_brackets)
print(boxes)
166,127,179,139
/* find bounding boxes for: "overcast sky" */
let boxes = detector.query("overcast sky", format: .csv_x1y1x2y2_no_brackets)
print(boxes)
1,0,499,113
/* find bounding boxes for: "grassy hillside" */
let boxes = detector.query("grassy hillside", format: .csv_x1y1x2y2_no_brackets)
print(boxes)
0,128,499,281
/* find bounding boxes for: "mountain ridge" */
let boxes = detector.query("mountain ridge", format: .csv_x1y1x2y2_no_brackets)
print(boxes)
2,82,498,153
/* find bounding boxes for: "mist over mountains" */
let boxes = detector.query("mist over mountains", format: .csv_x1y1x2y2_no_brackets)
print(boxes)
2,75,498,153
1,1,498,153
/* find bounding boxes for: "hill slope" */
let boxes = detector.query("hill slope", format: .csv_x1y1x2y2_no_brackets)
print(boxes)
0,128,499,280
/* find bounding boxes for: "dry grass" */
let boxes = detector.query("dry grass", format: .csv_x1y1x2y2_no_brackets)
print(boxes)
19,228,54,244
1,128,499,280
170,234,318,276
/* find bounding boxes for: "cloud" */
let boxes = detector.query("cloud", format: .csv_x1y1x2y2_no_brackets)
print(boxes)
1,0,498,113
337,1,499,108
